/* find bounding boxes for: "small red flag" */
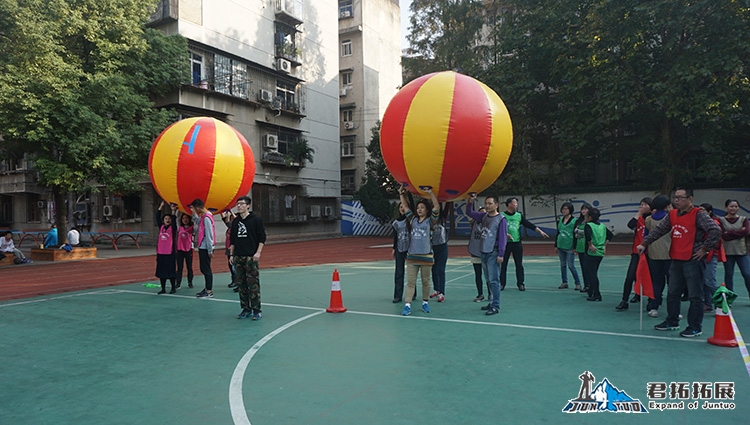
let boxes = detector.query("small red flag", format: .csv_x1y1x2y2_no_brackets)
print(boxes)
634,253,654,299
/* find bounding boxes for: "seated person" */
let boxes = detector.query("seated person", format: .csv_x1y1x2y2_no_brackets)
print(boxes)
68,226,80,246
44,224,58,248
0,231,31,263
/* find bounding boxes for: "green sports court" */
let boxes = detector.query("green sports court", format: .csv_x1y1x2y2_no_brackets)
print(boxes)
2,255,749,424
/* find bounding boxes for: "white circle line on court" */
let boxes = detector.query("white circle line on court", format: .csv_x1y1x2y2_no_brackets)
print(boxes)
229,310,326,425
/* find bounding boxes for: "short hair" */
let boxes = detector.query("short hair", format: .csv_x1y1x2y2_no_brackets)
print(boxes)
674,187,693,197
190,198,205,209
505,197,518,206
652,195,670,210
725,199,740,208
237,196,251,205
588,207,601,222
484,196,498,205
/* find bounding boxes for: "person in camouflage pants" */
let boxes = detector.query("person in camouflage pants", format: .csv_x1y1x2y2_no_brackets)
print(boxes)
228,196,267,320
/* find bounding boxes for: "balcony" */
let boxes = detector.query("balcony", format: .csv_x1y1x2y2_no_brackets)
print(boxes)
275,0,303,26
0,170,43,194
148,0,178,25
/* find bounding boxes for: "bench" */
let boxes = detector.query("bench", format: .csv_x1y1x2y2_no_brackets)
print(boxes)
83,229,148,250
0,253,14,267
19,229,52,248
30,247,97,261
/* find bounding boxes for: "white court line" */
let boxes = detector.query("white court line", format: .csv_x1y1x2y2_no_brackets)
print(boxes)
229,310,326,425
0,289,118,308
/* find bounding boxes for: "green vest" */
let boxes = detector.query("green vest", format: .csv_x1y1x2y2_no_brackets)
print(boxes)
556,217,576,251
502,211,522,242
575,220,586,253
587,222,607,257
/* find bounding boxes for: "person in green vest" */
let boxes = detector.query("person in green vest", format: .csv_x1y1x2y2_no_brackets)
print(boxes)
584,207,614,301
555,202,581,290
500,197,549,291
574,203,593,293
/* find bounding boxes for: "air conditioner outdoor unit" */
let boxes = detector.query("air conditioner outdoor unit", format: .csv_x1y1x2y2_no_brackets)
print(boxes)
103,205,113,217
277,58,292,73
263,134,279,149
258,89,273,102
340,10,351,18
310,205,321,218
339,88,347,97
344,122,355,130
323,206,333,217
37,200,46,209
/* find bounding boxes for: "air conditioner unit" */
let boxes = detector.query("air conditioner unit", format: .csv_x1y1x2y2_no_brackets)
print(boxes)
102,205,113,217
309,205,321,218
339,88,347,97
340,10,351,18
37,200,46,209
263,134,279,149
344,122,355,130
323,206,333,217
258,89,273,102
277,58,292,73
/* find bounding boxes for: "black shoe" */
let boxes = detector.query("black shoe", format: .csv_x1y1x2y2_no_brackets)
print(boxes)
157,289,166,295
480,304,491,310
392,298,402,303
518,284,526,291
188,282,194,289
169,287,177,294
615,301,628,311
228,282,238,288
233,287,239,293
500,284,506,291
587,295,602,301
175,284,181,289
629,294,641,303
485,307,499,315
581,287,589,293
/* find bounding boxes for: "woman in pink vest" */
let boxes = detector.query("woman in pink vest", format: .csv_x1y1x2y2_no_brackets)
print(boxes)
155,201,178,294
175,212,195,289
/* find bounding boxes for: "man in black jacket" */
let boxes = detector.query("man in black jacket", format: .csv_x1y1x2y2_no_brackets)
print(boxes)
229,196,267,320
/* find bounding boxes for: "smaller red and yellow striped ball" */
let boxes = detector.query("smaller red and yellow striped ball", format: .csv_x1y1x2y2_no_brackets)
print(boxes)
380,71,513,202
148,117,256,213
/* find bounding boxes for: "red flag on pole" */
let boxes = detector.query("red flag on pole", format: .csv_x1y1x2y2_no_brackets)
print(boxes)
634,254,654,299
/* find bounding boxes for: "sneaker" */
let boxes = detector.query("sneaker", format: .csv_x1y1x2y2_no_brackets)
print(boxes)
175,284,181,289
480,304,491,311
474,295,485,302
422,302,431,313
196,290,213,298
157,289,166,295
485,307,499,315
429,291,439,298
615,301,628,311
630,294,641,303
228,282,238,288
251,310,262,320
654,321,679,331
237,309,252,319
648,309,658,318
188,282,194,289
437,293,445,303
401,305,411,316
679,327,702,338
233,287,239,293
169,288,177,294
558,283,568,289
22,258,32,263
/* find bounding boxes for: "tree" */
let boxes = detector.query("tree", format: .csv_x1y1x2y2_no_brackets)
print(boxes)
355,122,399,223
0,0,188,241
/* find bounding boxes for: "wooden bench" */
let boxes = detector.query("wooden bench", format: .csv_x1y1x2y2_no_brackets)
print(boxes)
0,253,14,267
30,247,97,261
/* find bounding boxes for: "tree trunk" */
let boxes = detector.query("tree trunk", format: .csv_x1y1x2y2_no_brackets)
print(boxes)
659,118,676,195
53,187,68,245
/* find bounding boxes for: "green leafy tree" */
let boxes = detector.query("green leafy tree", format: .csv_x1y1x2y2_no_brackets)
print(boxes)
0,0,188,241
355,122,399,223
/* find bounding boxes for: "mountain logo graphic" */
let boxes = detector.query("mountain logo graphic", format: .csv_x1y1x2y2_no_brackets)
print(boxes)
562,371,648,413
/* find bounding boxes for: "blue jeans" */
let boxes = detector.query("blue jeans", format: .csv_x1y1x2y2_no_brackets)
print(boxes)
703,256,719,307
724,254,750,295
666,260,705,331
557,249,581,285
431,243,449,294
646,258,671,311
482,250,501,309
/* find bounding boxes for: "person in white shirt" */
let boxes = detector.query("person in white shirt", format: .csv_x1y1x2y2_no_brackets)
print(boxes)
67,227,81,246
0,231,31,263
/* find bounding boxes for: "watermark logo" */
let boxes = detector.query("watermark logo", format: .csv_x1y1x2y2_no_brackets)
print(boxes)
562,371,648,413
647,381,735,411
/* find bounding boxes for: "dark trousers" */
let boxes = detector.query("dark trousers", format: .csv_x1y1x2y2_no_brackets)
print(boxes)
647,258,671,310
176,250,193,286
578,252,589,288
431,243,448,294
666,260,705,330
198,249,213,290
585,254,603,298
501,241,524,287
620,253,639,301
393,250,407,300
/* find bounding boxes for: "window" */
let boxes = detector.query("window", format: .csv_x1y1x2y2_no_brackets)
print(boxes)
275,23,298,60
277,131,299,155
341,40,352,57
0,195,13,224
339,0,353,18
342,109,353,123
341,170,356,194
213,54,232,95
190,51,204,86
276,80,296,111
341,71,352,86
27,194,41,223
341,136,355,157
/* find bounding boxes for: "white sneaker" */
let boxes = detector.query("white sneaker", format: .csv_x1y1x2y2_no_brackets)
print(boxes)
648,309,658,318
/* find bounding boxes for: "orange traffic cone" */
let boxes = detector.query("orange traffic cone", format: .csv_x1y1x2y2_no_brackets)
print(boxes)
708,309,738,347
326,269,347,313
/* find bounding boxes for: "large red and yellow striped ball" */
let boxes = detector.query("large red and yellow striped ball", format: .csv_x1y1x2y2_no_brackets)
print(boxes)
380,71,513,202
148,117,256,213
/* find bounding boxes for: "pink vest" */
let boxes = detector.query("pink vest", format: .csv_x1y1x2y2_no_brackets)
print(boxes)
156,225,174,255
197,213,215,248
177,225,193,252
